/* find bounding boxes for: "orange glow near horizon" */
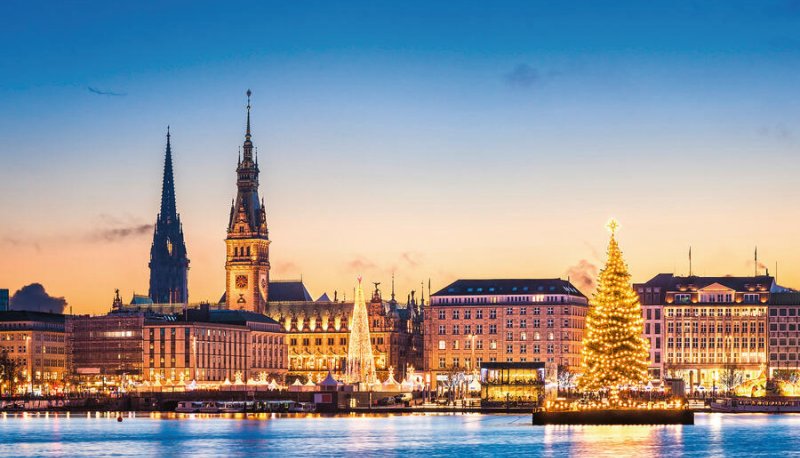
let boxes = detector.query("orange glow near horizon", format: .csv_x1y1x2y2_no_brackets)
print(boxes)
4,208,800,315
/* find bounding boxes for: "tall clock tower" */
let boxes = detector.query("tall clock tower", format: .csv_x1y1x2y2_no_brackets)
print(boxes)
225,90,270,313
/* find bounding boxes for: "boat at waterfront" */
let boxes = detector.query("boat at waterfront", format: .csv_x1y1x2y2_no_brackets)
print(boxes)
288,402,316,413
220,401,250,413
175,401,202,413
710,397,800,413
198,401,222,413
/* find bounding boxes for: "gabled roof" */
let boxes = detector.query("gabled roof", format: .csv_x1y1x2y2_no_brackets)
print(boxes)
268,281,313,302
432,279,585,298
218,280,314,304
697,282,735,291
131,294,154,306
639,274,778,293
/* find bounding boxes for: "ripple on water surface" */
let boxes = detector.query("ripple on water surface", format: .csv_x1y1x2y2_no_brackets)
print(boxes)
0,412,798,457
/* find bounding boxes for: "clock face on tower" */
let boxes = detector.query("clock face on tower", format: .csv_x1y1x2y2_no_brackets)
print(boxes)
236,275,248,289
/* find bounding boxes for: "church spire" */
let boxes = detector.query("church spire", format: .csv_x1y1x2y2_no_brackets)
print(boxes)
149,127,189,304
159,126,177,221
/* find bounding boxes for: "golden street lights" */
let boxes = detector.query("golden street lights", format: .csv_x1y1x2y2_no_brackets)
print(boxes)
25,335,32,395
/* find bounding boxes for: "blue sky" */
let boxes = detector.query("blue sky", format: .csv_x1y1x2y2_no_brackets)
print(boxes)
1,1,799,311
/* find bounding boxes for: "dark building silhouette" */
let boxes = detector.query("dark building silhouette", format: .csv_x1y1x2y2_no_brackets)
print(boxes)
148,128,190,304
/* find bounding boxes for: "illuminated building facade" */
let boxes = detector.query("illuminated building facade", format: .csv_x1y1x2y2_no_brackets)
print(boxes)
70,292,287,389
636,274,780,388
426,279,588,389
68,312,146,388
0,311,66,394
224,91,270,313
479,361,545,406
143,308,286,384
148,128,190,304
264,280,424,382
767,292,800,377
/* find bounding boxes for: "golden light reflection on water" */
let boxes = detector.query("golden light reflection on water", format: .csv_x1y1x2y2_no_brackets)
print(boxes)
543,424,684,458
5,412,800,456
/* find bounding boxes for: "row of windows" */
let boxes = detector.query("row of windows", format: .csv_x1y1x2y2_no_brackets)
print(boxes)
666,322,765,334
671,293,760,304
437,356,556,369
289,337,350,346
439,307,575,320
644,308,662,320
771,338,800,346
772,353,800,361
666,354,764,363
666,337,765,349
666,308,764,317
438,319,574,335
436,331,565,350
435,295,572,305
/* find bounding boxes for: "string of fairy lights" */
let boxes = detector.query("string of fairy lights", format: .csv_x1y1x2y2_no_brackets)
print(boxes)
580,219,650,402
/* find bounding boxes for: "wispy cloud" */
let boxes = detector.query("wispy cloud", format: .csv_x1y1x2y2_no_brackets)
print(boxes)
346,256,377,271
88,224,153,242
400,251,423,268
504,64,540,88
565,259,598,295
88,86,127,97
1,215,152,247
758,124,793,141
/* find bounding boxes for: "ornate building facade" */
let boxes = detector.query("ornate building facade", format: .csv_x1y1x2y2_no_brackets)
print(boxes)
149,128,190,304
263,280,424,382
225,91,270,313
425,279,588,389
636,274,780,388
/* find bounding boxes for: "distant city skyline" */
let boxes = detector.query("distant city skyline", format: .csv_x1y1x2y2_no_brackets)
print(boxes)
2,1,800,313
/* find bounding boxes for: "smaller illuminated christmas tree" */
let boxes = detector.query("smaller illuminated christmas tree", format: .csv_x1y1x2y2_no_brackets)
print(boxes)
580,219,650,402
346,277,378,385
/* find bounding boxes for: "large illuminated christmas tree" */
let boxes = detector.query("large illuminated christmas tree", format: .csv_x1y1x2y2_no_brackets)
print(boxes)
580,219,650,400
346,277,377,385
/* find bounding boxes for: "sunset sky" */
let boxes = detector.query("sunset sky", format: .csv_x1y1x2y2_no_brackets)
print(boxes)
2,1,800,314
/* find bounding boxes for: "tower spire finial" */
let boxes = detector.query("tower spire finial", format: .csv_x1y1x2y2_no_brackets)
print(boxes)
391,272,396,302
246,89,252,141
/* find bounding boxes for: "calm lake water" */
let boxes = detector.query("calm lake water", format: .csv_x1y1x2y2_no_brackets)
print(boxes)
1,412,798,457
